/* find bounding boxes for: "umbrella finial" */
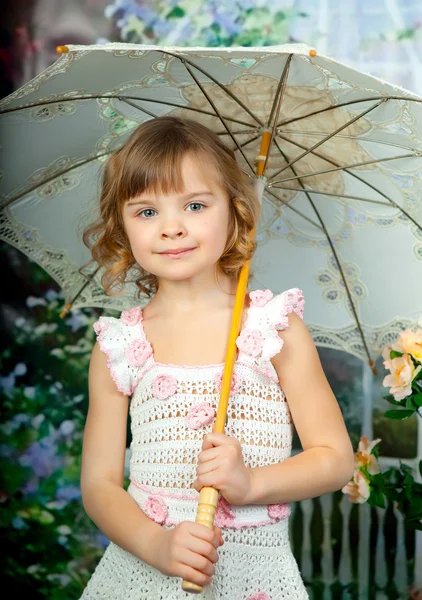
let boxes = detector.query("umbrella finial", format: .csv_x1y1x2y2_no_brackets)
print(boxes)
309,49,317,57
60,302,72,319
56,46,69,54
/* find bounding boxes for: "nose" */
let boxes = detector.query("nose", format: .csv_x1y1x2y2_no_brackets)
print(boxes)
160,219,187,240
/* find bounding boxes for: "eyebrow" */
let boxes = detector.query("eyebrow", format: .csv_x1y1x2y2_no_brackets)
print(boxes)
126,191,214,207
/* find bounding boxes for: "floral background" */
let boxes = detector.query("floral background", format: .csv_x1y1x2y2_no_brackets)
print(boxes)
1,1,421,598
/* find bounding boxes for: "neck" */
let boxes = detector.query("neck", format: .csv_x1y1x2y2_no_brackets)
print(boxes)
150,270,239,316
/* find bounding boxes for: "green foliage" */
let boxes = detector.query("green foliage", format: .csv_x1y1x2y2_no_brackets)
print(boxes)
1,287,119,598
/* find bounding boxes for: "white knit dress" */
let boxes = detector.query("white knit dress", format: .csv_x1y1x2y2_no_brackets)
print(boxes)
80,288,309,600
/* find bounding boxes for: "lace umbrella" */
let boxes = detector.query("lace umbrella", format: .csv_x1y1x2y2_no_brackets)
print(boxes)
2,41,422,593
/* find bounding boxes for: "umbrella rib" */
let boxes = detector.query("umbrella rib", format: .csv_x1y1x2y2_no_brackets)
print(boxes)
2,151,113,208
264,188,323,231
277,94,422,128
272,139,375,369
268,186,393,207
270,152,421,185
277,129,422,153
275,132,422,232
181,60,256,175
160,49,264,127
0,94,257,129
271,99,386,180
261,54,293,178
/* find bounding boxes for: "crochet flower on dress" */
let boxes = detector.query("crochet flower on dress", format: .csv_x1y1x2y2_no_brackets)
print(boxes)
93,318,110,337
214,496,235,528
236,329,264,358
214,370,240,394
250,289,273,307
143,495,168,525
120,306,142,326
186,402,215,430
125,339,152,367
152,375,177,400
247,593,271,600
267,503,291,521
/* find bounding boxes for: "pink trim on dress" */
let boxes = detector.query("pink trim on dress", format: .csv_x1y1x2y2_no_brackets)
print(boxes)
120,306,142,326
143,495,168,524
214,496,235,528
250,289,273,307
247,593,272,600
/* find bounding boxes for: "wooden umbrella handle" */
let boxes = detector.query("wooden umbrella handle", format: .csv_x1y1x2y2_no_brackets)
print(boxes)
181,260,250,594
181,486,219,593
182,134,270,594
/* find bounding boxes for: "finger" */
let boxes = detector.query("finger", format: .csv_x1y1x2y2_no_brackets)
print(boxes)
179,564,212,588
183,549,216,578
186,537,219,564
214,526,224,546
197,446,222,464
203,433,237,449
196,458,221,476
194,472,220,489
190,523,222,549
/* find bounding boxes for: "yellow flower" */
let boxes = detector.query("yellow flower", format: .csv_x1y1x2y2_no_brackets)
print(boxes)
355,436,381,475
382,350,421,401
393,329,422,362
342,470,370,504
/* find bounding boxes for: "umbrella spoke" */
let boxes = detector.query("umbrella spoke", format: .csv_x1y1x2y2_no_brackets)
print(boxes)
0,94,257,129
270,99,386,180
161,49,264,127
261,54,293,178
275,132,422,232
277,94,422,128
268,186,393,207
270,152,421,185
2,151,113,208
277,129,422,153
264,188,323,231
272,139,375,370
181,60,256,174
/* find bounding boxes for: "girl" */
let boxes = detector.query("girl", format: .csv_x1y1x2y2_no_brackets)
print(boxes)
79,115,354,600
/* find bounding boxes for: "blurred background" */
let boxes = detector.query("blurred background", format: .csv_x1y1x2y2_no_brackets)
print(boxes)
1,1,421,598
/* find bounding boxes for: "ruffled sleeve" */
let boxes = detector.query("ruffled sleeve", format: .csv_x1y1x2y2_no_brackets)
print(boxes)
93,306,152,396
237,288,305,369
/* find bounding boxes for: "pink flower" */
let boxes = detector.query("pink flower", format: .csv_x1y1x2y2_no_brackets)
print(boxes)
144,496,168,524
247,593,271,600
186,402,215,430
214,496,235,527
93,318,109,337
342,470,370,504
125,339,152,367
284,288,305,320
355,436,381,475
250,289,273,307
152,375,177,400
120,306,142,326
214,370,240,394
267,503,291,520
236,329,264,358
382,349,421,401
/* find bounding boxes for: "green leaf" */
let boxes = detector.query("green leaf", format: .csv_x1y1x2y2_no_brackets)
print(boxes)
406,396,418,410
413,393,422,407
390,350,403,359
167,6,185,19
384,409,415,420
419,461,422,479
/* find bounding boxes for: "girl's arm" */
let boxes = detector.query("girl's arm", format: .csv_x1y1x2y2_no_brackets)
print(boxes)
80,342,162,559
81,343,222,588
246,312,355,505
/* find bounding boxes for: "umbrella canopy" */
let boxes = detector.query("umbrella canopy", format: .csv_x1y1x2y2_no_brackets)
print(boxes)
1,42,421,368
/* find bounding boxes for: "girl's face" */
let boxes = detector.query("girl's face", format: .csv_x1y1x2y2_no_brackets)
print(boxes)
122,152,231,284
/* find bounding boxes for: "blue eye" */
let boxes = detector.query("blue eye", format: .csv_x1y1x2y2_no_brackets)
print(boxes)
139,209,156,218
187,203,204,212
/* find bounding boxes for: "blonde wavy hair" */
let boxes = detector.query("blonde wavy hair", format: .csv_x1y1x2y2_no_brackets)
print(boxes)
82,115,260,298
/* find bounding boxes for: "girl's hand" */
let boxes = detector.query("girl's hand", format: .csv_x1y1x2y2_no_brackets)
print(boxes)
192,433,254,505
149,522,223,588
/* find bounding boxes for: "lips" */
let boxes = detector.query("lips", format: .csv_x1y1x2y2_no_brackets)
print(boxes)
159,248,196,256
